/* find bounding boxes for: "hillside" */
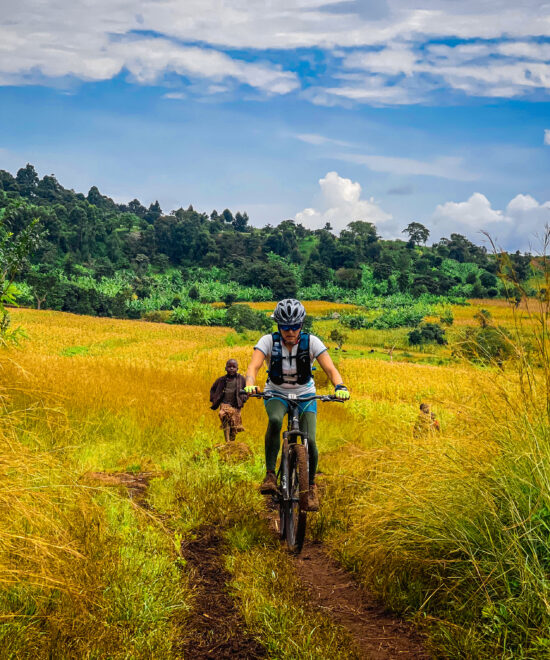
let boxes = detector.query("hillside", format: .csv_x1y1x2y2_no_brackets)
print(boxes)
0,164,534,322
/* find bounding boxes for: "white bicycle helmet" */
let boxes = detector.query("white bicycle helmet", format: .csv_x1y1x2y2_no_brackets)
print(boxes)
271,299,306,325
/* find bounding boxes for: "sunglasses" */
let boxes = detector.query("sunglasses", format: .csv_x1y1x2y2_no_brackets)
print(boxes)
279,323,302,332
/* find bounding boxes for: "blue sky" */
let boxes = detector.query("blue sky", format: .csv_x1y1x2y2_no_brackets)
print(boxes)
1,0,550,250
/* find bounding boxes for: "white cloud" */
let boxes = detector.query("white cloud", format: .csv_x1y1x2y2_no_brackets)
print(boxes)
115,38,299,93
431,192,550,250
344,45,418,76
316,76,421,105
545,129,550,145
294,133,351,147
336,152,476,181
497,41,550,61
433,62,550,97
0,23,299,94
1,1,550,102
433,193,505,228
295,171,392,233
331,38,550,103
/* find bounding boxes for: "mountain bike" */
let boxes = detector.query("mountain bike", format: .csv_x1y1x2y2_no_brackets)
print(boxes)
246,391,344,554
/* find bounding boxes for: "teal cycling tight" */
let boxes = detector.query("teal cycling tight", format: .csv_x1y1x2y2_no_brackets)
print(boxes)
264,398,317,485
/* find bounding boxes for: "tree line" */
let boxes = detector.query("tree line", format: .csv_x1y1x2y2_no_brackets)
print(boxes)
0,164,534,318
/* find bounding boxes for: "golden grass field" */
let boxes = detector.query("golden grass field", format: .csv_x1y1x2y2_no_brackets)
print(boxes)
240,301,360,314
1,300,549,658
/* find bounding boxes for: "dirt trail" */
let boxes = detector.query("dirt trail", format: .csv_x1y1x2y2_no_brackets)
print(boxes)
264,501,429,659
179,527,266,659
83,470,157,503
87,471,429,658
296,543,430,659
85,472,266,658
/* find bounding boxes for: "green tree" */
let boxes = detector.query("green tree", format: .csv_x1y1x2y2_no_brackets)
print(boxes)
302,252,331,287
144,201,162,224
408,323,447,346
402,222,430,246
271,268,298,299
233,212,249,232
329,327,347,349
0,170,19,192
127,199,147,218
226,304,271,332
0,217,41,345
16,164,39,198
26,269,58,310
222,208,234,224
335,268,362,289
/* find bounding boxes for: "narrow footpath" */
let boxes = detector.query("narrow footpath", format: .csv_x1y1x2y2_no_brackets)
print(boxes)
295,543,429,659
179,527,266,659
87,470,430,659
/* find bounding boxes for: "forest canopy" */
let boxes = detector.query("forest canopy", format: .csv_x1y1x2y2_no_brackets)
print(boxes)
0,164,534,321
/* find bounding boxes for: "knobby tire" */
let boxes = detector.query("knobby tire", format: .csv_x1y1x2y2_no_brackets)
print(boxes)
285,444,308,554
278,453,287,541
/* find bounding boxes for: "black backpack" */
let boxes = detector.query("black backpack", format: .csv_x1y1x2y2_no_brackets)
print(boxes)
268,332,311,385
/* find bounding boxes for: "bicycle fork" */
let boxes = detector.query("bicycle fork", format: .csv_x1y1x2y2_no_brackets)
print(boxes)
279,421,309,501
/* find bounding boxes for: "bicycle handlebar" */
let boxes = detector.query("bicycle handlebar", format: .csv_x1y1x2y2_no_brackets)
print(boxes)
241,390,345,403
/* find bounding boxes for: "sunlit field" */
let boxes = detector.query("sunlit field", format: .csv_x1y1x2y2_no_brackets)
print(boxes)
451,297,543,327
1,300,549,658
242,300,361,314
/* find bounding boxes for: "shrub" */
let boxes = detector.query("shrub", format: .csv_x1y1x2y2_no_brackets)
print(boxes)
223,292,237,308
340,314,369,329
342,305,427,330
334,268,362,289
408,322,447,346
141,310,173,323
170,303,226,326
225,304,272,333
455,326,513,365
329,328,347,349
454,307,514,365
302,315,314,333
439,308,454,326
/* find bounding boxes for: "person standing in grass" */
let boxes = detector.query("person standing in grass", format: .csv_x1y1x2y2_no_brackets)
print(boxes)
413,402,441,437
210,359,248,442
244,299,350,511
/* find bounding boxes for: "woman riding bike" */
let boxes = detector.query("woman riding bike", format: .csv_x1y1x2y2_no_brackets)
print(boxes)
244,299,350,511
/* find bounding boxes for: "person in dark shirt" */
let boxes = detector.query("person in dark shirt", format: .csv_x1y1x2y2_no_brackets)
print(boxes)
209,359,247,442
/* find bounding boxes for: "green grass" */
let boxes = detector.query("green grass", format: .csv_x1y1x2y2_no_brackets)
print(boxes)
60,344,89,357
227,535,358,659
0,417,191,659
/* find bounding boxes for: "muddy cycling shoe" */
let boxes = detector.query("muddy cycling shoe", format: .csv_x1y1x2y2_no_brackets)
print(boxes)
259,471,278,495
306,484,320,512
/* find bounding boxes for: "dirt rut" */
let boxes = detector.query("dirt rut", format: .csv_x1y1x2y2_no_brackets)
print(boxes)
83,470,157,503
296,543,430,659
265,500,429,659
179,527,266,659
84,473,265,657
87,471,429,658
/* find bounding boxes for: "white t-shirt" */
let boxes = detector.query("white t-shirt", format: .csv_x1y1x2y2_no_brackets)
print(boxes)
254,333,328,396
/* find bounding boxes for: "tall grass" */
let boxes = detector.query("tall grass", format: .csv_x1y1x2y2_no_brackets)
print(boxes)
314,255,550,657
0,384,191,658
5,295,550,657
0,308,366,657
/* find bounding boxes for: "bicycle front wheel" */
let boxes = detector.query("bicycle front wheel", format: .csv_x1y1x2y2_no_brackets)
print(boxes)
278,454,287,541
285,444,309,554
